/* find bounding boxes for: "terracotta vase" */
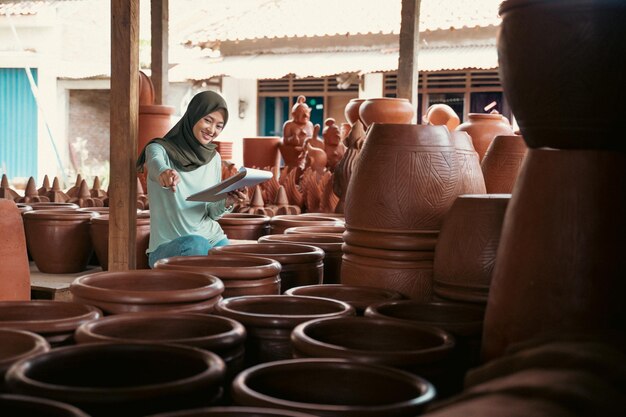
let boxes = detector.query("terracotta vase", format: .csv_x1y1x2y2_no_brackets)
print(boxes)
480,135,527,193
89,212,150,270
258,234,343,284
451,131,486,195
155,254,282,298
218,213,271,241
23,209,96,274
284,225,345,236
231,358,436,416
143,407,318,417
0,300,102,346
344,98,366,126
214,295,355,366
0,395,91,417
358,98,415,128
0,200,30,300
243,137,282,172
210,243,324,293
433,194,511,304
455,113,514,161
0,329,49,389
269,214,344,235
5,343,225,417
70,269,224,315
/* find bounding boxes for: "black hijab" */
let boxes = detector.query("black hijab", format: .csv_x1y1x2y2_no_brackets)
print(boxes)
136,90,229,172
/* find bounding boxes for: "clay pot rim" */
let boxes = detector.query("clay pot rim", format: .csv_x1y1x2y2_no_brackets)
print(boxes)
74,312,246,348
362,98,410,103
221,275,281,290
232,358,436,412
270,215,345,225
456,193,512,200
145,406,319,417
155,254,282,280
6,342,225,398
284,226,345,235
284,284,404,307
0,301,102,334
70,270,224,304
23,210,96,220
258,234,343,251
299,212,345,219
218,213,271,224
342,243,435,262
343,228,438,251
0,394,91,417
211,243,324,263
90,214,150,225
71,294,223,315
0,329,50,369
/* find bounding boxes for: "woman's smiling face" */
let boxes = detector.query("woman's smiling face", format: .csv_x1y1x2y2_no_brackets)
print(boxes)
192,109,225,145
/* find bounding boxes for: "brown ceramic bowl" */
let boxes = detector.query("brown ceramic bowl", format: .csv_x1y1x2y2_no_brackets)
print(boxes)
146,407,317,417
0,394,91,417
358,98,415,128
269,215,344,235
218,213,271,241
0,329,50,388
28,202,80,210
284,225,345,236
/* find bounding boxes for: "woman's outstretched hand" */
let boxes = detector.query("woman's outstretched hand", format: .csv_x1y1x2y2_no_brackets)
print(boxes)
225,189,247,208
159,169,180,192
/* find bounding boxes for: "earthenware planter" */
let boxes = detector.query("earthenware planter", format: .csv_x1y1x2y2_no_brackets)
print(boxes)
284,225,345,236
344,98,366,126
0,300,102,346
269,215,344,235
145,407,317,417
451,131,486,194
155,255,281,298
0,394,91,417
455,113,514,161
5,343,225,417
358,98,415,128
0,200,30,300
28,202,79,210
480,135,527,193
89,212,151,270
210,243,324,293
0,329,49,390
243,137,282,171
231,358,436,416
218,213,271,241
214,295,354,366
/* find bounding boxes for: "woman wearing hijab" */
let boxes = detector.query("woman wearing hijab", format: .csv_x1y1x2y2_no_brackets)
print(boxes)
136,90,241,268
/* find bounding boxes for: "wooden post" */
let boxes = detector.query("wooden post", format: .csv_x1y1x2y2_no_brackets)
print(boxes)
397,0,421,119
151,0,169,105
109,0,139,271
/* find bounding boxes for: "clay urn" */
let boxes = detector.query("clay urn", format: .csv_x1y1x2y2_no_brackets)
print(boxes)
23,209,96,273
0,200,30,300
455,113,514,161
210,243,324,293
284,225,345,236
423,103,460,131
451,131,486,195
284,284,404,315
144,407,317,417
70,269,224,315
258,234,343,284
0,329,49,389
480,135,528,193
230,358,435,416
243,137,282,173
344,98,366,126
5,342,226,417
268,214,344,235
89,212,151,270
155,255,282,298
0,394,91,417
358,98,415,128
218,213,271,241
0,300,102,346
29,202,79,210
214,295,355,366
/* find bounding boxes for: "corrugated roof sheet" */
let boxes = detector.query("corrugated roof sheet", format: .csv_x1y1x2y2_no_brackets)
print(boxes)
0,1,51,16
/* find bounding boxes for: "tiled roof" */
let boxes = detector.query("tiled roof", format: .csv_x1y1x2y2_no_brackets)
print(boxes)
0,0,51,16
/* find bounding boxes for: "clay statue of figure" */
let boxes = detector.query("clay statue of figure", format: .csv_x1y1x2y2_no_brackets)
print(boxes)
322,118,346,171
279,95,316,170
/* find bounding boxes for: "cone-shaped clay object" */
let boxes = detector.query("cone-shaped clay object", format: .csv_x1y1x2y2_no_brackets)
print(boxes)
18,177,50,204
273,185,300,215
66,174,83,198
37,175,51,196
0,174,21,201
46,177,70,203
90,176,107,198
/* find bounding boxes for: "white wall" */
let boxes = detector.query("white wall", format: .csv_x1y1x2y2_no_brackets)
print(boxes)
360,72,384,98
220,77,258,167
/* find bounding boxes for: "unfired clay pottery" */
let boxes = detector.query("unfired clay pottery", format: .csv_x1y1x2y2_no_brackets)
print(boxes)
218,213,271,241
344,98,365,125
451,131,486,195
45,177,71,203
423,103,460,131
284,225,345,236
29,202,79,210
17,177,50,204
89,213,150,270
480,135,527,193
139,70,155,105
138,104,176,191
333,119,366,214
5,343,225,417
0,174,20,201
0,394,91,417
145,407,317,417
455,113,514,161
0,329,49,389
0,200,30,300
358,98,415,128
210,243,324,293
215,140,234,160
243,137,282,171
155,255,282,298
214,295,354,366
230,358,435,416
269,214,344,235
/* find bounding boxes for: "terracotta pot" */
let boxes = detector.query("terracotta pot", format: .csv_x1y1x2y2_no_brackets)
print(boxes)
480,135,527,193
214,295,355,366
243,137,282,171
284,225,345,236
0,329,49,389
269,214,344,235
451,131,486,195
155,255,282,298
28,202,79,210
0,300,102,346
258,234,343,284
218,213,271,241
231,358,435,416
16,203,33,215
498,0,626,150
455,113,514,161
345,124,459,231
344,98,366,126
138,104,176,191
70,269,224,315
23,209,96,274
5,343,225,417
285,284,404,315
215,140,234,160
145,407,317,417
424,104,460,131
0,200,30,300
342,228,437,251
210,243,324,293
433,194,510,304
358,98,415,128
0,394,91,417
139,70,155,105
89,213,150,270
299,212,345,221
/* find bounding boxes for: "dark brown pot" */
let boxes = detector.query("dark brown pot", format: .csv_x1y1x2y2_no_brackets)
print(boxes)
284,225,345,236
269,215,344,235
480,135,527,193
145,407,317,417
243,137,282,170
0,301,102,346
0,200,30,300
155,255,281,298
231,358,435,417
214,295,354,366
210,243,324,293
451,131,486,195
218,213,271,241
284,284,404,315
89,213,151,270
358,98,415,128
5,343,225,417
455,114,514,161
0,329,49,390
344,98,366,126
0,394,91,417
70,270,224,315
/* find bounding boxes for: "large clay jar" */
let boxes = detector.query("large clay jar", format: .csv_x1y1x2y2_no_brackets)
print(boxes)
70,270,224,314
243,137,282,171
138,104,176,190
358,98,415,128
214,295,354,366
144,407,318,417
0,300,102,346
258,234,343,284
455,113,514,161
0,329,49,389
89,212,150,270
210,243,324,293
155,255,281,298
268,214,344,235
231,358,436,416
284,225,345,236
0,394,91,417
0,200,30,300
23,209,96,273
218,213,271,241
433,194,511,304
344,98,366,125
451,131,486,195
480,135,527,193
285,284,404,316
5,343,225,417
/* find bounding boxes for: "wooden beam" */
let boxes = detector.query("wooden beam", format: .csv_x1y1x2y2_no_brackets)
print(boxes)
397,0,421,118
151,0,169,105
109,0,139,271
